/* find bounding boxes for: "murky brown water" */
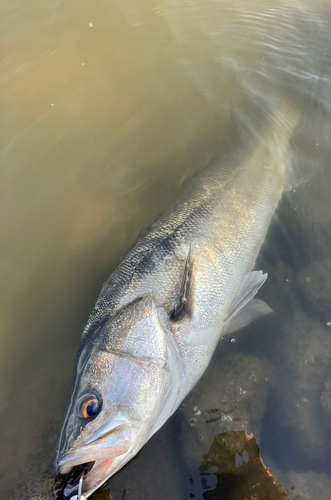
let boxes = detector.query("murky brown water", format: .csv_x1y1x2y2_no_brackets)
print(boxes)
1,0,331,499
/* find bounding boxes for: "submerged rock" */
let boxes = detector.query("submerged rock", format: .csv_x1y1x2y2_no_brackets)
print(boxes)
275,309,331,459
321,369,331,427
297,258,331,320
180,353,272,466
269,466,331,500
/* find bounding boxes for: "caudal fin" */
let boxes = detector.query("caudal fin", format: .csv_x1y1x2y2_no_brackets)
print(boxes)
267,103,316,190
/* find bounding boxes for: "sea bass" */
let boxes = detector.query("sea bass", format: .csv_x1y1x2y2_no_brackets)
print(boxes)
57,113,299,498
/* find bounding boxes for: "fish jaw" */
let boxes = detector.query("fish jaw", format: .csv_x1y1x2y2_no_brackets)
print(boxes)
58,425,132,498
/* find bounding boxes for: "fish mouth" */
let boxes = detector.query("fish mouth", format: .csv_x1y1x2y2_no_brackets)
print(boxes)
62,459,117,499
58,425,131,498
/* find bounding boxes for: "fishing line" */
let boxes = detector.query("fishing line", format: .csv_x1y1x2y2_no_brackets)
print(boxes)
70,473,86,500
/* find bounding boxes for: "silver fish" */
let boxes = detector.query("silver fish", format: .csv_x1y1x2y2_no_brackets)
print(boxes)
57,112,300,498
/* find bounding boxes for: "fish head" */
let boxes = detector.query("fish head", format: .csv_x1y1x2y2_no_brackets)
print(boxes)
57,296,180,498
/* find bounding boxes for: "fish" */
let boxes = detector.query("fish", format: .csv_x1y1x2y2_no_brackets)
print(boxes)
57,110,301,498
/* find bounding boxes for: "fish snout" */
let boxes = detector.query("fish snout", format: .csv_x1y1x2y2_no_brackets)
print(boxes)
58,425,131,498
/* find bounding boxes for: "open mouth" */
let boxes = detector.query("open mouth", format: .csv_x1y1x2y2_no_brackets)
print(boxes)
62,457,119,499
58,425,131,498
62,462,95,499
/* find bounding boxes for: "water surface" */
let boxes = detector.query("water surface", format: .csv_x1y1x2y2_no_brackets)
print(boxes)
1,0,331,499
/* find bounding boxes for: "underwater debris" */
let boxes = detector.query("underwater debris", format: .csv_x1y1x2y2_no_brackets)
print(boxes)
200,431,303,500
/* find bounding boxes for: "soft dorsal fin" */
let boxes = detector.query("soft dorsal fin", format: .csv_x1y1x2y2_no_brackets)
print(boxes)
170,247,195,322
223,270,272,334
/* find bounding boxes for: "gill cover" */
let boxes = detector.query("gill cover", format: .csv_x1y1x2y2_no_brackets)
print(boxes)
57,295,169,463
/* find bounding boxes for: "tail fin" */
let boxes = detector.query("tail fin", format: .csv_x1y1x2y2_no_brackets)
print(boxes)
267,103,316,191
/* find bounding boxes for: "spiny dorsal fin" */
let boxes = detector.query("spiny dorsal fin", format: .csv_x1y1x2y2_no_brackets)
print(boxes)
170,246,195,322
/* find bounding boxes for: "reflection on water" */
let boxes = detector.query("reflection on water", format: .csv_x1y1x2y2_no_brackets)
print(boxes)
1,0,331,499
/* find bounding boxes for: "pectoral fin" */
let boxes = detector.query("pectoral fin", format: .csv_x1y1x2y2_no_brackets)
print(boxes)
223,298,272,335
223,271,272,335
170,247,195,322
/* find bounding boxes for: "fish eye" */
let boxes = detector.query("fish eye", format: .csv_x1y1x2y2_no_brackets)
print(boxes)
77,393,102,419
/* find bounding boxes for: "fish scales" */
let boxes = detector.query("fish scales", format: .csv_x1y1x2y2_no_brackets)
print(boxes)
57,116,298,498
83,146,283,342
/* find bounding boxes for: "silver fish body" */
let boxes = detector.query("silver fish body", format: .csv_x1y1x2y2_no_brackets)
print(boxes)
57,119,297,498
